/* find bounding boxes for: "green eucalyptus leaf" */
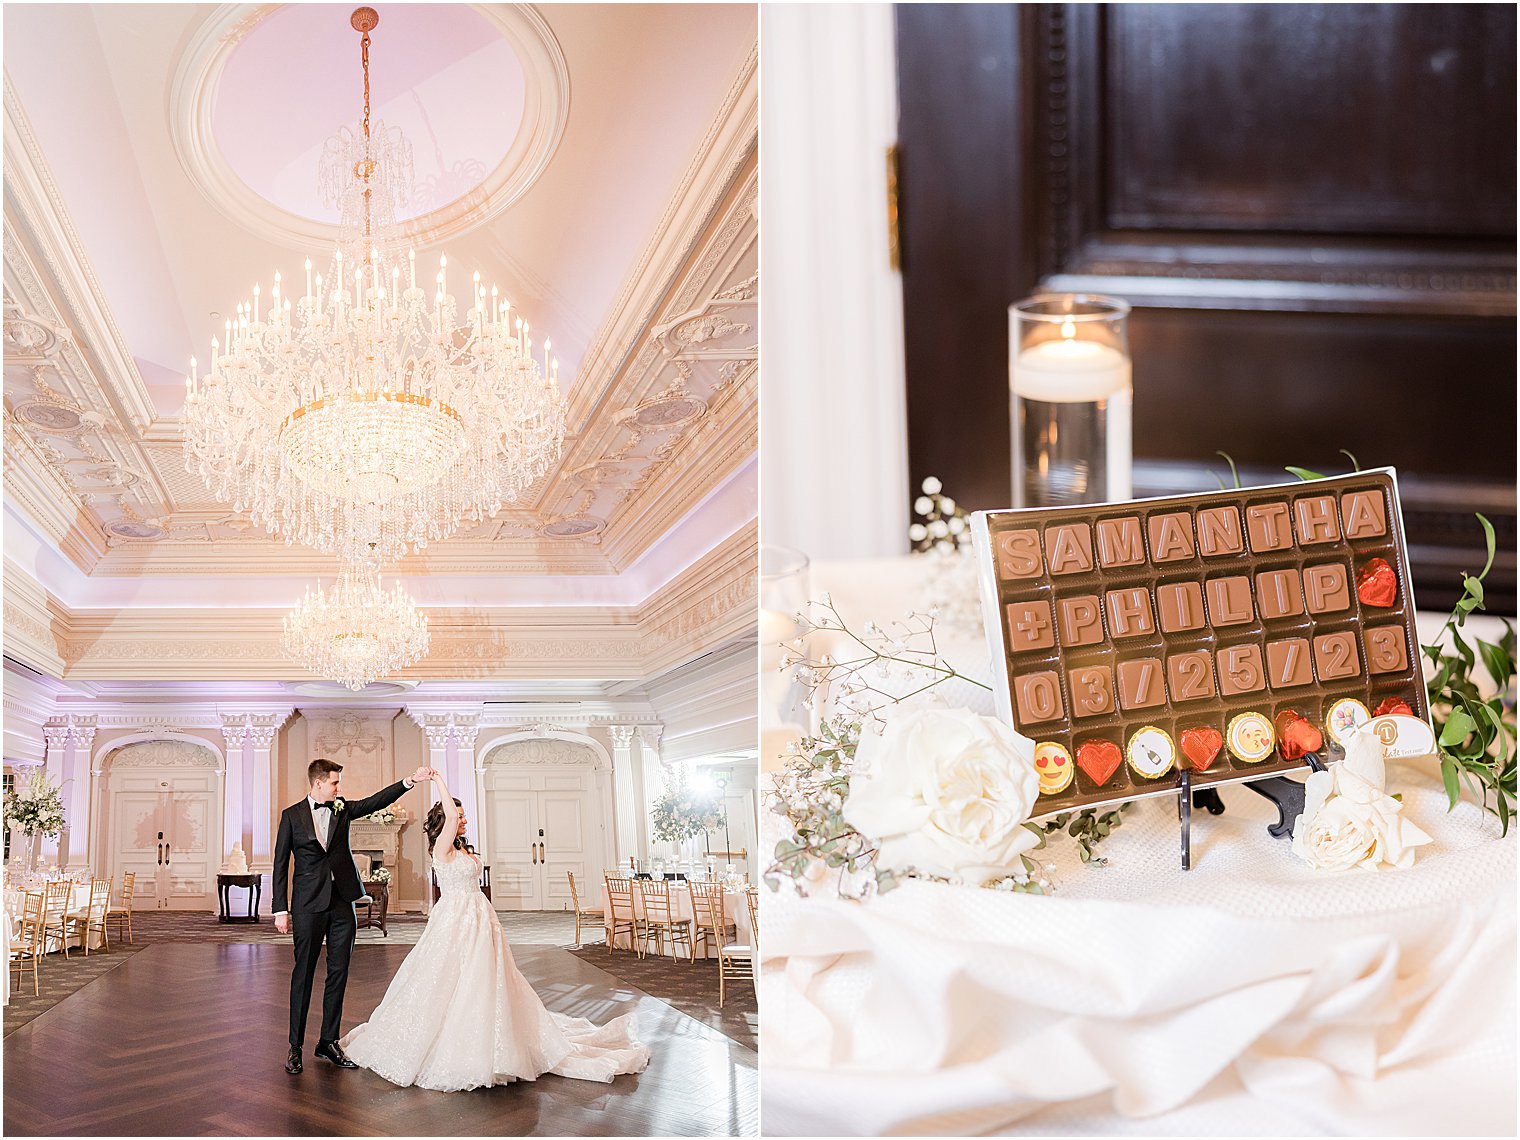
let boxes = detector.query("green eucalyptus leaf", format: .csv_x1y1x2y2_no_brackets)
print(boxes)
1285,466,1326,482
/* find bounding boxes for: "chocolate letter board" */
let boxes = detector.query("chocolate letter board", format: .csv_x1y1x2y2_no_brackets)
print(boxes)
970,469,1430,814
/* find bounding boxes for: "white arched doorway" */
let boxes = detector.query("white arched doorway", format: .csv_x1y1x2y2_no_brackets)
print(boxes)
480,736,615,911
94,739,223,913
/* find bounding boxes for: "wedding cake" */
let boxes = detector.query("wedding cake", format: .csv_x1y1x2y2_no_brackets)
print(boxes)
220,843,248,875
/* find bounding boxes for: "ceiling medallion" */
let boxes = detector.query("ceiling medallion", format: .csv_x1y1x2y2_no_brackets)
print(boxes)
628,395,708,431
183,6,567,569
104,520,166,541
13,399,84,434
539,517,604,539
281,563,429,692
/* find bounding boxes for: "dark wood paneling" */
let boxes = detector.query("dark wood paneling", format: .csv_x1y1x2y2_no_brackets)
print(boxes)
897,3,1517,615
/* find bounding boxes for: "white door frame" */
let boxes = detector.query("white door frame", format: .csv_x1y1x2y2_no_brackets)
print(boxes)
90,735,225,913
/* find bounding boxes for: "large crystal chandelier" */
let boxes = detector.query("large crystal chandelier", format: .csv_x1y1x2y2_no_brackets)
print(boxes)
183,7,567,567
282,563,430,691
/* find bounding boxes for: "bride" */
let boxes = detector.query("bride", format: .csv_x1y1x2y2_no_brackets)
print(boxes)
340,769,651,1091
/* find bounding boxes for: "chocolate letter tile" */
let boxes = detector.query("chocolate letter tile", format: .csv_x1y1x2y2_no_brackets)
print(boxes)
1204,576,1255,626
1313,631,1360,681
1293,494,1341,544
1156,582,1205,632
1364,626,1409,675
1044,523,1094,575
1217,643,1266,695
1245,502,1293,552
1005,601,1056,651
1117,658,1166,709
1105,587,1156,638
1014,671,1065,723
1255,568,1305,621
1095,516,1146,568
996,529,1043,578
1148,512,1195,563
1266,637,1313,688
1341,489,1387,540
1068,665,1116,717
1057,595,1104,647
1167,651,1217,702
1196,506,1245,557
1302,563,1351,614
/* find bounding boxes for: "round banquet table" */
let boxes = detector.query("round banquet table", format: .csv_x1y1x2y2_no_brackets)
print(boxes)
615,879,753,964
760,555,1516,1136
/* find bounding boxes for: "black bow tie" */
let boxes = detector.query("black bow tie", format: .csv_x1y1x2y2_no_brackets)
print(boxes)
313,801,335,813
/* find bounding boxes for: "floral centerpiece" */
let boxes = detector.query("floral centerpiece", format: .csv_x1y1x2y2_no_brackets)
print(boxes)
357,805,401,825
3,769,66,838
650,771,725,845
363,866,392,885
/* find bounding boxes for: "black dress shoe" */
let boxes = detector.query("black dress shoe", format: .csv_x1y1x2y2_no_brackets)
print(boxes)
284,1047,302,1075
314,1041,358,1069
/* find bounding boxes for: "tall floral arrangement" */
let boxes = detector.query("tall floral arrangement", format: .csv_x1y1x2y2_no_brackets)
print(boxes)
3,769,67,838
650,770,725,844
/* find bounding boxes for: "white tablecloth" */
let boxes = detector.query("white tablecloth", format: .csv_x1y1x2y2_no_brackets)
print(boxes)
5,883,105,954
761,555,1517,1135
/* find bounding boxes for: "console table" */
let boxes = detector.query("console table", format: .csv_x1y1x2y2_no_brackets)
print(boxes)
216,873,262,923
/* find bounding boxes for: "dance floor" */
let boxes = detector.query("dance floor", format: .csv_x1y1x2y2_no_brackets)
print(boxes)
3,942,756,1136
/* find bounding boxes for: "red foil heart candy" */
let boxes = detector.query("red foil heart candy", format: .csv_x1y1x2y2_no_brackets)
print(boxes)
1356,557,1398,608
1076,738,1122,785
1274,709,1324,761
1373,696,1413,718
1180,726,1224,771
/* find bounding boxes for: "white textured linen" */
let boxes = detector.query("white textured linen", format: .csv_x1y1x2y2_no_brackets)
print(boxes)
341,852,650,1091
764,558,1516,1135
761,761,1515,1136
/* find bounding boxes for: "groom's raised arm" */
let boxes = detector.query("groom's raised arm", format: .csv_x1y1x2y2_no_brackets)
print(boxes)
343,768,426,820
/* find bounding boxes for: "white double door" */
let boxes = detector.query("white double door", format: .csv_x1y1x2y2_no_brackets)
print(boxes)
484,765,604,912
107,769,220,911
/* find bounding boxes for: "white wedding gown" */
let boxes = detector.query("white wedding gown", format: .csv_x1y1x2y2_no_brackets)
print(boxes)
340,850,651,1091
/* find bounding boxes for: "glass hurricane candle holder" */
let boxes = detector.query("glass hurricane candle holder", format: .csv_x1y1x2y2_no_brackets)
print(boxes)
1010,293,1132,508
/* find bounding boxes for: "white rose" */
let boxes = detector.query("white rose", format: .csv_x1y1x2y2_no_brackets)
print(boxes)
1291,729,1433,872
843,708,1041,883
921,476,943,495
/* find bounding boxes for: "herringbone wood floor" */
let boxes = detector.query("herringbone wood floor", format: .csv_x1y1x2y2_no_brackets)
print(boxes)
4,942,756,1136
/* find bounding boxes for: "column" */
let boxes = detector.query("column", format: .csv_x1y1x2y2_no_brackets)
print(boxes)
65,718,97,873
636,726,664,862
449,714,482,854
219,716,250,860
40,723,71,866
246,721,283,875
608,726,639,867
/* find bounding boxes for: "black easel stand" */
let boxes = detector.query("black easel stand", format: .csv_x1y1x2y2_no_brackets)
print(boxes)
1177,753,1328,871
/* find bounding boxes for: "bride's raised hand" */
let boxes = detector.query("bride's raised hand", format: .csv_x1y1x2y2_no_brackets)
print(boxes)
410,766,432,785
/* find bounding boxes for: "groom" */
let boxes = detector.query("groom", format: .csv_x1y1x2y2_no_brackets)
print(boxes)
273,757,431,1074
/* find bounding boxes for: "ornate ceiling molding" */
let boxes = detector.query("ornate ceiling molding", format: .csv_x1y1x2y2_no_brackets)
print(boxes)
167,4,571,255
5,525,756,684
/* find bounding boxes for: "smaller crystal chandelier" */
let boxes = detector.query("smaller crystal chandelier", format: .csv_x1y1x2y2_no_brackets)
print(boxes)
282,563,430,690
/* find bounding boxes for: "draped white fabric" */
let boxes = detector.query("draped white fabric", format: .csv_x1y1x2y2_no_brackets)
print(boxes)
761,762,1516,1135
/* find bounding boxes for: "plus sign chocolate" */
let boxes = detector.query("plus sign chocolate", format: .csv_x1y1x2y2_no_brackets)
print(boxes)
970,469,1429,814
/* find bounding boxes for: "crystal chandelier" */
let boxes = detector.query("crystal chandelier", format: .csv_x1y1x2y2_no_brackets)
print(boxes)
183,6,567,567
282,563,430,691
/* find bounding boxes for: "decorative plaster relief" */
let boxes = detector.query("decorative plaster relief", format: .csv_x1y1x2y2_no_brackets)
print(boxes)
110,739,219,768
485,739,599,767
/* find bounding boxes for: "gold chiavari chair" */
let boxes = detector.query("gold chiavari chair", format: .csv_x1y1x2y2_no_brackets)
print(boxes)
715,886,757,1008
566,872,603,949
40,881,76,957
76,877,112,954
688,879,732,964
635,877,694,961
104,871,136,945
602,874,637,956
9,890,45,996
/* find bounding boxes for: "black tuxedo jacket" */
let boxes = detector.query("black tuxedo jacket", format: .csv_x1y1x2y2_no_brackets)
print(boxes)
272,780,409,914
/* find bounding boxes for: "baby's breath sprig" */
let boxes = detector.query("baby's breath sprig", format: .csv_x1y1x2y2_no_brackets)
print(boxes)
909,476,973,554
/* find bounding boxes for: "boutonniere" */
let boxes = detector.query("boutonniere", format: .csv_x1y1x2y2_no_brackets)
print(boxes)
333,799,346,816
